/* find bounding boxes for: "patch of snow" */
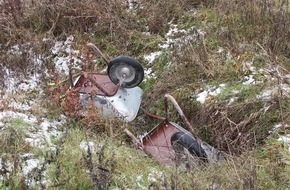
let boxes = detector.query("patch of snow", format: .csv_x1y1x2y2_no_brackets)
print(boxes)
18,73,40,91
147,168,164,183
3,67,42,93
159,24,199,49
40,118,65,145
0,112,67,188
257,84,290,100
143,24,200,77
257,89,273,100
196,84,226,104
217,47,224,53
9,101,31,111
245,61,257,73
278,135,290,153
226,51,232,60
22,158,40,176
269,123,289,134
0,113,66,151
134,168,164,189
53,56,71,76
144,51,162,65
0,155,14,180
25,137,43,147
279,135,290,143
242,75,255,85
228,97,238,105
143,68,156,81
135,174,147,190
80,141,98,153
51,35,82,76
196,90,209,104
127,0,142,10
10,44,21,55
0,111,38,124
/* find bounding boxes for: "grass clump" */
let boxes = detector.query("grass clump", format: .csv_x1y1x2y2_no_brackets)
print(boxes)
46,128,115,189
212,0,290,57
0,118,33,155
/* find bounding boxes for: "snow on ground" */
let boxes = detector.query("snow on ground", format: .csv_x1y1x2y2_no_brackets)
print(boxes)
144,51,161,66
143,23,201,79
0,37,77,188
134,168,165,190
160,25,200,49
4,66,41,94
195,84,226,104
0,95,66,187
51,35,82,76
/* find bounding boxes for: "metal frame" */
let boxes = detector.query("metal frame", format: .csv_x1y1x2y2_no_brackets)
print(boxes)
125,94,224,165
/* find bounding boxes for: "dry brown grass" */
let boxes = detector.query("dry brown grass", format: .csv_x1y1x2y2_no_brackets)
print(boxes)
214,0,290,58
138,0,290,156
0,0,211,89
192,100,280,155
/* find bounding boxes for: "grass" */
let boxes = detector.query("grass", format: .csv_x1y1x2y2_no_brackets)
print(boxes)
0,118,33,155
0,117,289,189
1,0,290,189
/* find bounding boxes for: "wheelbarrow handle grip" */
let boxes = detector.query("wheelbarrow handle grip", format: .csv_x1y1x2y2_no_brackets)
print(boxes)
164,94,202,143
86,43,110,64
69,67,82,87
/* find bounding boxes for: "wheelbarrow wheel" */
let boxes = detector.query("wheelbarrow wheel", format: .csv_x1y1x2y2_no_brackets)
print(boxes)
171,132,207,160
107,56,144,88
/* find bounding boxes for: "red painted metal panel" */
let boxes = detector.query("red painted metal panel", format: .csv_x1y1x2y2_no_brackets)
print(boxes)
74,73,119,96
143,120,181,165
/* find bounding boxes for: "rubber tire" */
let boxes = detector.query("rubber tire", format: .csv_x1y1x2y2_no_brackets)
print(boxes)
171,132,207,160
107,56,144,88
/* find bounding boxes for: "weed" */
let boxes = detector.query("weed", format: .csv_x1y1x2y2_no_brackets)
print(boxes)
0,118,32,155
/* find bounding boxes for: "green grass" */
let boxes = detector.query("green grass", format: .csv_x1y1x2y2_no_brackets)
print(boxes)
0,118,33,155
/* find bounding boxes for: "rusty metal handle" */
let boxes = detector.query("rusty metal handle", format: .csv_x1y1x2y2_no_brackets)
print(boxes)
164,94,201,143
124,128,143,149
86,75,119,96
69,67,82,87
86,43,110,64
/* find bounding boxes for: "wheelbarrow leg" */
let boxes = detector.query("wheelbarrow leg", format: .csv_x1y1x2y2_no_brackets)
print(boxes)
164,94,202,144
124,128,143,149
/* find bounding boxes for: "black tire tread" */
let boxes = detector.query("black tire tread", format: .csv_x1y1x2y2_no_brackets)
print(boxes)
107,56,144,88
171,131,207,159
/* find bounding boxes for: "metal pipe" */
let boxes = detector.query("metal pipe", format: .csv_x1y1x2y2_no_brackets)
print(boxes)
86,43,110,64
164,93,201,144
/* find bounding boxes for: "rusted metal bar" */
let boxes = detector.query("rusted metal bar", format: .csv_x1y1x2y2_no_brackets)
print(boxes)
86,75,118,96
86,43,110,64
69,67,116,96
124,128,143,149
164,93,202,144
69,67,82,87
141,108,165,121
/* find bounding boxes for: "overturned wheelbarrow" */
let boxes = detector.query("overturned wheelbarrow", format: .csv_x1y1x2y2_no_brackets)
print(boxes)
125,94,224,166
70,43,144,122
